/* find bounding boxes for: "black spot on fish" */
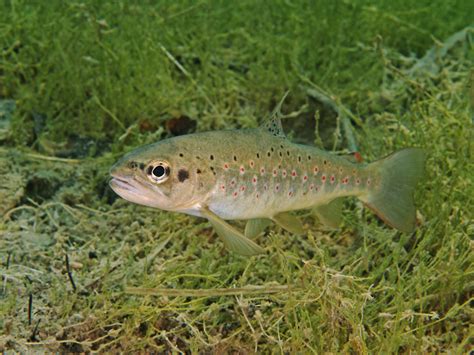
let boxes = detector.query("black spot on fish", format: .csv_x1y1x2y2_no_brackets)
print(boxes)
128,161,138,169
256,153,260,159
267,152,271,157
298,156,302,162
178,169,189,182
233,155,237,162
210,154,214,160
146,165,153,175
139,162,145,170
179,153,184,157
197,169,202,174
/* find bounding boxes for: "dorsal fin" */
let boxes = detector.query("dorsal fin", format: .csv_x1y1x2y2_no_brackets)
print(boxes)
260,91,289,138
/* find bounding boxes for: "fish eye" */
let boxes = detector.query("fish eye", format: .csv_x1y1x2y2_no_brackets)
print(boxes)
146,161,170,183
153,165,165,177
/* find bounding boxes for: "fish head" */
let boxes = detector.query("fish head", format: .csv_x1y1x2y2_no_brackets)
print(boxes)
109,138,215,213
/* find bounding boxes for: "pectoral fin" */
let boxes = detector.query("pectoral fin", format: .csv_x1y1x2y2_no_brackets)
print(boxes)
201,209,265,256
314,197,344,228
271,212,304,235
245,218,272,238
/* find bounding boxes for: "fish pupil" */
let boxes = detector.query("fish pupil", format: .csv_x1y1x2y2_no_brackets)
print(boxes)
152,165,166,177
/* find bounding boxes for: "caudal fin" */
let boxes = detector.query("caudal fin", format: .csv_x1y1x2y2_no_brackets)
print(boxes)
361,148,425,233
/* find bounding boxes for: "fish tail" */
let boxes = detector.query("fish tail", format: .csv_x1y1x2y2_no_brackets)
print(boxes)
360,148,426,233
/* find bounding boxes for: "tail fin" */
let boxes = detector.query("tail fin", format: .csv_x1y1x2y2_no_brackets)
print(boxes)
360,148,425,233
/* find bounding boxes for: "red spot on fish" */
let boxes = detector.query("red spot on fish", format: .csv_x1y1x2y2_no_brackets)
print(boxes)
288,191,293,197
330,175,335,184
240,166,245,175
230,179,236,186
354,152,363,163
291,170,297,178
223,163,229,170
233,191,238,198
240,186,246,191
260,167,265,175
282,170,287,178
303,175,308,182
313,166,319,175
249,160,255,168
252,176,258,185
275,184,280,191
220,184,226,191
356,178,360,185
321,175,326,183
273,169,278,177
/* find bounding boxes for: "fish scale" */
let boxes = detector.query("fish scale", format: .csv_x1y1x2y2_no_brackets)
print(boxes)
110,111,425,256
206,130,371,220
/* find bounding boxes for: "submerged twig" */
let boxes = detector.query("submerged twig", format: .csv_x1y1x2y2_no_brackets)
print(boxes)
65,254,77,292
1,252,11,295
29,318,41,342
28,293,33,325
125,284,300,297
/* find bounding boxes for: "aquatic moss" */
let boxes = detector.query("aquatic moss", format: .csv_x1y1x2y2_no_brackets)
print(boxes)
0,1,473,352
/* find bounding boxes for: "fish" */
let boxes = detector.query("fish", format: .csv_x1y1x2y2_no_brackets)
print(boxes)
109,104,425,256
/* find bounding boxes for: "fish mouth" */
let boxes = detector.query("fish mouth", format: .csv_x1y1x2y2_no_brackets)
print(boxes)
109,173,138,193
109,173,166,207
110,176,132,190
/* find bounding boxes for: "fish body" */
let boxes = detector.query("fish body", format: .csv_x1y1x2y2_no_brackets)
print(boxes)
188,129,369,220
110,113,425,255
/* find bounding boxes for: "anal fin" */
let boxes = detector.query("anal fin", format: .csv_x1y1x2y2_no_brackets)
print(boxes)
271,212,304,235
245,218,272,238
314,197,344,228
201,209,265,256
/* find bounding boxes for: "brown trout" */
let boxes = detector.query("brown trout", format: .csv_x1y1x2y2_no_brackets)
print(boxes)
110,111,425,256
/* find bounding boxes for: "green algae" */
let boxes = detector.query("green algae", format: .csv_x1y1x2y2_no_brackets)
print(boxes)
0,1,473,352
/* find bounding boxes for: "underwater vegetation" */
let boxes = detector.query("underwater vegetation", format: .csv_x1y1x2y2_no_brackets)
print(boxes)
1,1,473,352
